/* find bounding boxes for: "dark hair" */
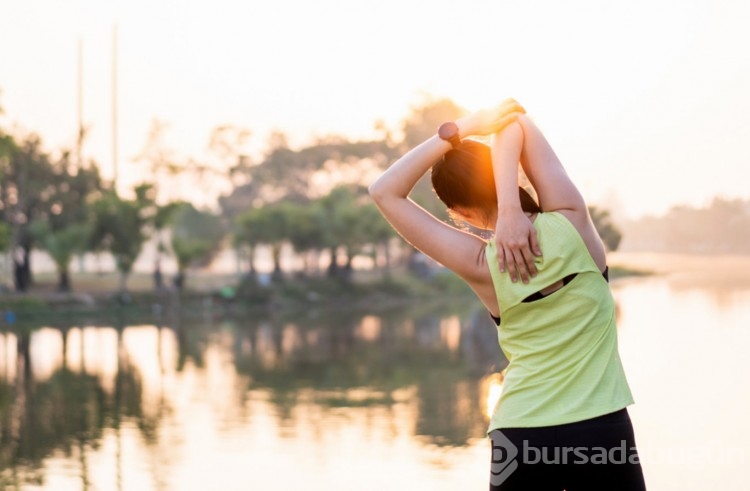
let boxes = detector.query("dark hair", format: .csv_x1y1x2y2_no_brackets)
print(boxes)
431,139,541,217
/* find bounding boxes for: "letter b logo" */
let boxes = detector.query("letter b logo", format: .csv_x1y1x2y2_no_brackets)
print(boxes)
489,430,519,486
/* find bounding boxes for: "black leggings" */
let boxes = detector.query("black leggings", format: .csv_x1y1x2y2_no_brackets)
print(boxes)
489,409,647,491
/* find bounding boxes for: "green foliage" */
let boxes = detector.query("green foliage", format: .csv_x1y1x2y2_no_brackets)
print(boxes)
0,129,104,291
0,295,46,312
31,221,91,291
0,134,56,256
154,201,183,230
588,206,622,252
31,222,90,267
227,97,469,280
0,221,10,252
239,201,292,275
0,91,478,292
317,186,363,252
284,201,326,254
232,184,397,279
89,191,150,290
170,203,225,273
315,185,397,276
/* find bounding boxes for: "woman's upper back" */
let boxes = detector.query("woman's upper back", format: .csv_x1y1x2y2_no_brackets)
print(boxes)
483,211,634,430
486,211,602,312
470,208,606,318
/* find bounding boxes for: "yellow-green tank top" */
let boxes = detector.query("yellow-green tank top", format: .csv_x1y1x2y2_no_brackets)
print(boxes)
485,212,634,431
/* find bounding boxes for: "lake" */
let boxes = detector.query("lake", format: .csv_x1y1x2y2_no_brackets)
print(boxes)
1,253,749,490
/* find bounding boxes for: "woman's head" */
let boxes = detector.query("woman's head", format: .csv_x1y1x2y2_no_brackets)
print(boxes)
431,139,540,229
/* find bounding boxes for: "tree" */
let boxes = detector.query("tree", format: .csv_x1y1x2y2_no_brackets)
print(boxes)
0,133,56,291
251,203,292,280
234,202,292,281
0,123,105,293
169,203,225,290
233,208,262,278
359,202,397,277
589,206,622,252
30,222,90,292
284,201,326,275
317,185,387,280
0,221,10,253
89,187,151,292
34,151,103,291
151,201,182,290
0,129,14,259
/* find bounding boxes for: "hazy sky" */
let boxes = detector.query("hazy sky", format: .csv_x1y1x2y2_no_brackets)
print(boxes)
1,0,749,218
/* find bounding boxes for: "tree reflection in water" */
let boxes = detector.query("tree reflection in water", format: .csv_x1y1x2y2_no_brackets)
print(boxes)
0,300,511,489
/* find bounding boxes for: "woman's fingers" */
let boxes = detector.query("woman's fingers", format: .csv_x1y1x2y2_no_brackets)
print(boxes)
492,112,522,134
529,227,542,257
503,247,518,282
467,102,523,136
503,247,525,283
497,99,526,117
498,247,519,283
520,247,538,280
511,249,530,284
503,243,538,284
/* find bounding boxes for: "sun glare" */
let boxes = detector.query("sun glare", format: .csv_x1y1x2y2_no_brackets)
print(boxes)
481,371,505,420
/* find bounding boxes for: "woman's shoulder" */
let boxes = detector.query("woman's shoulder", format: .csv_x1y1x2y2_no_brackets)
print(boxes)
533,210,577,235
544,209,608,272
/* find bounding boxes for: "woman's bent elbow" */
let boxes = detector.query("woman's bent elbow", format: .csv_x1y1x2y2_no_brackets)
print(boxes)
368,181,385,203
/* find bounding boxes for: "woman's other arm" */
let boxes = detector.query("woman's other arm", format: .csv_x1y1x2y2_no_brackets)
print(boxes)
515,114,607,270
491,121,541,284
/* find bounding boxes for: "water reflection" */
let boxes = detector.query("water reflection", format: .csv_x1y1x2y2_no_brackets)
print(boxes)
233,304,507,447
0,325,170,490
0,300,508,490
2,271,749,490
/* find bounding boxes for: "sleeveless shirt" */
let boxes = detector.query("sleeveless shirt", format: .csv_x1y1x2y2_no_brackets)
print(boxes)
485,212,634,431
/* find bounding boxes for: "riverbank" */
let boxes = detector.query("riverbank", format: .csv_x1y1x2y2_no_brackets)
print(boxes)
0,260,656,326
0,268,479,325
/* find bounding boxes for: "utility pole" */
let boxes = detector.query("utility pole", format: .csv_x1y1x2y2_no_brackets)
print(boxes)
77,38,84,169
112,24,119,191
77,38,86,273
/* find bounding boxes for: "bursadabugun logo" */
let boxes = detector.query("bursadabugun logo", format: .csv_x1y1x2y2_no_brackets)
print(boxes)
489,430,519,486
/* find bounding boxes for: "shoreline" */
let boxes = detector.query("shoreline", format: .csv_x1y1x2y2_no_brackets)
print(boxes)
5,251,749,325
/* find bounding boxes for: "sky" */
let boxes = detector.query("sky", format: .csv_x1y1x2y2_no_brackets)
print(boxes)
1,0,749,219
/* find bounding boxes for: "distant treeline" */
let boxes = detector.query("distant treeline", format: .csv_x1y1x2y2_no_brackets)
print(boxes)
1,93,623,295
621,197,750,254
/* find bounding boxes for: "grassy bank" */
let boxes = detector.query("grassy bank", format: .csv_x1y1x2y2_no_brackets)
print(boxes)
0,268,476,324
0,262,654,326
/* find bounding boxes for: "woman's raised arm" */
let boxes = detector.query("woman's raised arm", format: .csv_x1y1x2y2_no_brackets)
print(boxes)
516,114,607,270
368,100,523,281
490,121,542,284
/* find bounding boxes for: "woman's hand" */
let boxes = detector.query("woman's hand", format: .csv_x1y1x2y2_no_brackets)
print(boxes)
489,116,541,284
458,99,526,137
494,209,541,283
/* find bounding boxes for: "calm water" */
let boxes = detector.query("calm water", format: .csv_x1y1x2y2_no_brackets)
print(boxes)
1,260,749,490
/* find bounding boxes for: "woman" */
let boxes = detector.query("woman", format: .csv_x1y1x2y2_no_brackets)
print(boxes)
368,99,646,490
